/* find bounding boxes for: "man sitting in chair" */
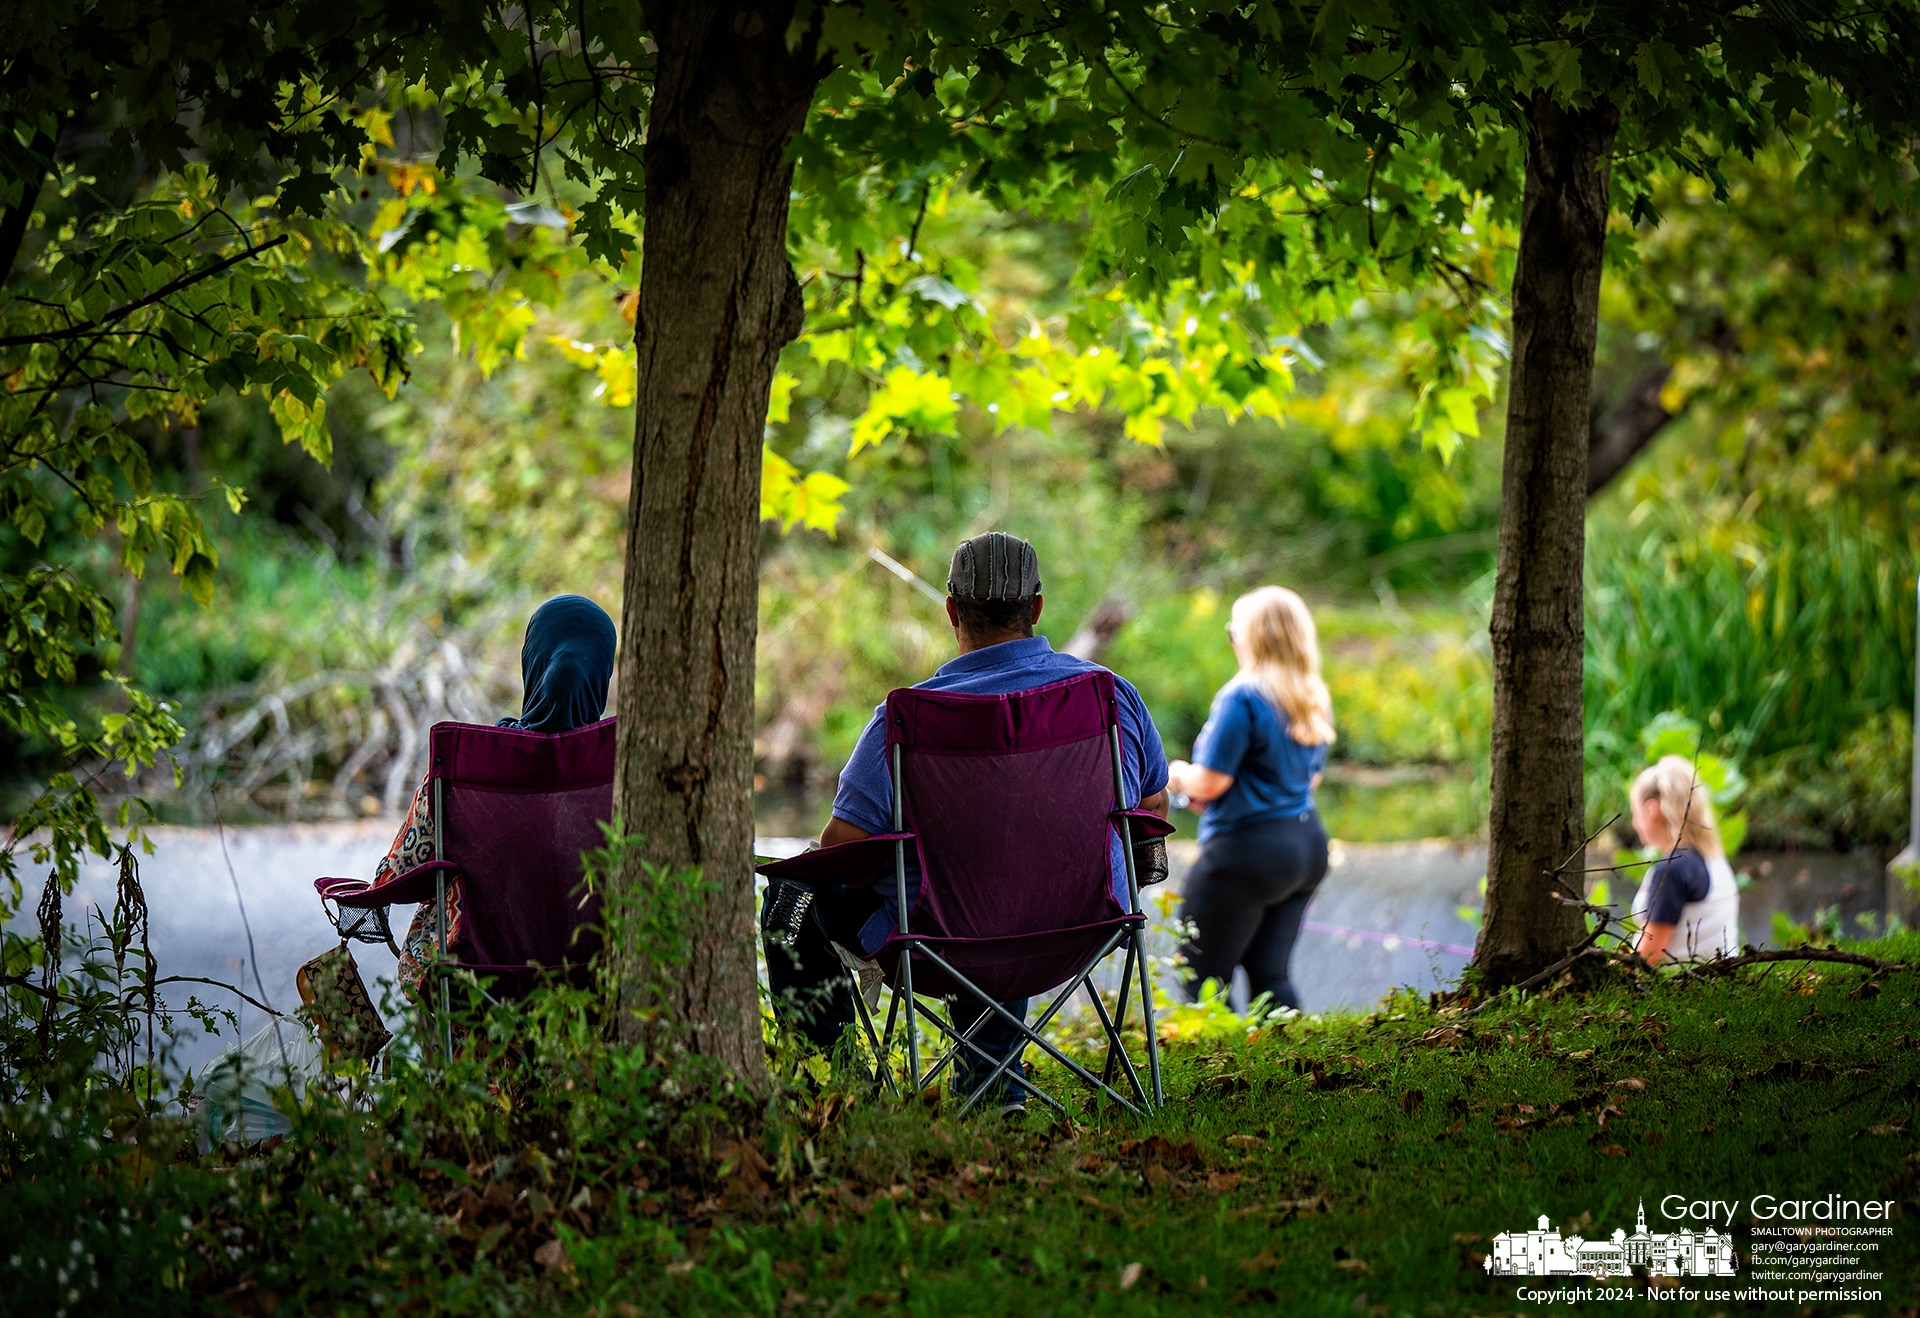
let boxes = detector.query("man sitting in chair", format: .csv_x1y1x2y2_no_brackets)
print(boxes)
766,532,1169,1113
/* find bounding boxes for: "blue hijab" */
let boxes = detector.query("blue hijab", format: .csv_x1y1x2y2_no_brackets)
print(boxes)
498,595,617,733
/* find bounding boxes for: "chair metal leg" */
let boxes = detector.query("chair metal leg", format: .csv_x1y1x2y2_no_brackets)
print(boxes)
919,944,1143,1118
949,926,1128,1115
1101,940,1138,1089
434,870,452,1059
888,751,921,1092
1083,975,1148,1108
849,972,899,1098
916,1007,1068,1116
950,971,1092,1118
899,945,921,1092
1135,927,1164,1107
914,1007,991,1096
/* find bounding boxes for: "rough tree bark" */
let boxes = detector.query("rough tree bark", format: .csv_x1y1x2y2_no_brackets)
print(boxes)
1475,92,1619,987
611,2,823,1087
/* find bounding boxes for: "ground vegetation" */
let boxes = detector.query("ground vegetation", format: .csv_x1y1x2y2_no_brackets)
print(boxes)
4,910,1916,1314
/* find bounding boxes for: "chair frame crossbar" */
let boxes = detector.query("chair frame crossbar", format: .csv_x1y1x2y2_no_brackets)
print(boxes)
849,699,1165,1115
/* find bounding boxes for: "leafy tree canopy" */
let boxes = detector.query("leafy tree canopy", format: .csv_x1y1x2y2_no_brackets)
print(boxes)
7,0,1920,983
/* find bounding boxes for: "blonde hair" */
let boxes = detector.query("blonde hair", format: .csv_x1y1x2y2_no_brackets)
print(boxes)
1630,755,1723,860
1230,586,1335,747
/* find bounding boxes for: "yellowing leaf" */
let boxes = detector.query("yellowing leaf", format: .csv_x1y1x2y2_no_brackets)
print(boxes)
595,346,635,407
547,335,601,369
760,447,849,535
269,389,331,464
767,371,798,425
848,367,957,455
384,161,438,197
1123,410,1165,445
1439,386,1482,438
358,105,396,148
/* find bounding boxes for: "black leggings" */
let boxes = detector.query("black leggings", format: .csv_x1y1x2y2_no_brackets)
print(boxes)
1178,812,1328,1011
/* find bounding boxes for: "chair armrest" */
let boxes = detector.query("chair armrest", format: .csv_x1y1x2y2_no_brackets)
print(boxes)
317,859,463,909
754,833,915,889
1111,809,1176,840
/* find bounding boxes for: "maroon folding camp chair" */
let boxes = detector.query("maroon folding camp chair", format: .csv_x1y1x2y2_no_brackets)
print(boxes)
315,719,614,1050
757,671,1172,1116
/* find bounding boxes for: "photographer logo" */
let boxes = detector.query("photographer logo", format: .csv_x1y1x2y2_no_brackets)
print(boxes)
1485,1201,1737,1278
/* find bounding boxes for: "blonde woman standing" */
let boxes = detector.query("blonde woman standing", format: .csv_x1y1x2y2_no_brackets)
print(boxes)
1165,586,1334,1014
1628,755,1741,964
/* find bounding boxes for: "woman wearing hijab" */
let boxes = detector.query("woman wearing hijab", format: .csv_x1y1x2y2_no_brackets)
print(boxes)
385,595,618,1000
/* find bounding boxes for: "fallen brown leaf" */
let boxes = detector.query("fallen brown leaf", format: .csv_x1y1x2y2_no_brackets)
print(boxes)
1119,1135,1203,1167
214,1283,281,1317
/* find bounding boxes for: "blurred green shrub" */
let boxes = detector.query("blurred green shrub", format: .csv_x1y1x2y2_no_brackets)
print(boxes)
1742,710,1913,852
1104,591,1491,766
1585,499,1916,852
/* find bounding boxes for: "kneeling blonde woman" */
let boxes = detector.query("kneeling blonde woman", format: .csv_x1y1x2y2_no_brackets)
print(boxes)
1629,755,1741,964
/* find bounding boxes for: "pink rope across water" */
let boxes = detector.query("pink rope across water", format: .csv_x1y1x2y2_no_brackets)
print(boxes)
1302,920,1475,959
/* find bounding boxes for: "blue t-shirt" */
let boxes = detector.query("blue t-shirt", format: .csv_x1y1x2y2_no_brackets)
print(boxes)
1644,848,1713,926
832,635,1169,953
1190,679,1329,843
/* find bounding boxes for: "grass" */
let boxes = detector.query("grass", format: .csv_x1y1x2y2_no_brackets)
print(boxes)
652,949,1920,1318
9,936,1918,1316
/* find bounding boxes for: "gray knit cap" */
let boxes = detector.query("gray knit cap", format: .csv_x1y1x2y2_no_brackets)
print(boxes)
946,531,1041,601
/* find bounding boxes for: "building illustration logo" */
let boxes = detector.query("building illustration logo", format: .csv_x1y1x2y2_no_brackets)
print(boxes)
1485,1201,1737,1278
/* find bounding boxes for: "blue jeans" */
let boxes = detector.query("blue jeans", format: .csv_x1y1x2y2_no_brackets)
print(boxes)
777,885,1030,1101
949,995,1030,1104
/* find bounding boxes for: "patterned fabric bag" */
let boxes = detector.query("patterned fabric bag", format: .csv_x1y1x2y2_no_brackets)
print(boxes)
295,943,392,1063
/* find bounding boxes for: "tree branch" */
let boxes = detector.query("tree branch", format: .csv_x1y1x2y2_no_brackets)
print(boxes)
151,974,288,1018
1587,361,1673,496
0,234,290,348
1684,947,1908,976
0,131,57,290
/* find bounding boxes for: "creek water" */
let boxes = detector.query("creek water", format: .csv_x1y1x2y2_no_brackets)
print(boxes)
29,805,1893,1078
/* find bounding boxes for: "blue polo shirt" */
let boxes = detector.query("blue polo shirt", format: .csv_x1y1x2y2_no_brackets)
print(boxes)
1191,678,1329,844
831,635,1169,953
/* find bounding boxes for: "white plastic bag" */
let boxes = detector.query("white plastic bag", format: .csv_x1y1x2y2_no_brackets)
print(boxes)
192,1019,325,1150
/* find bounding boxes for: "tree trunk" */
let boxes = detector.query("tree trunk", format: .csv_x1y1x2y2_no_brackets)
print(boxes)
1475,92,1618,987
611,2,822,1088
